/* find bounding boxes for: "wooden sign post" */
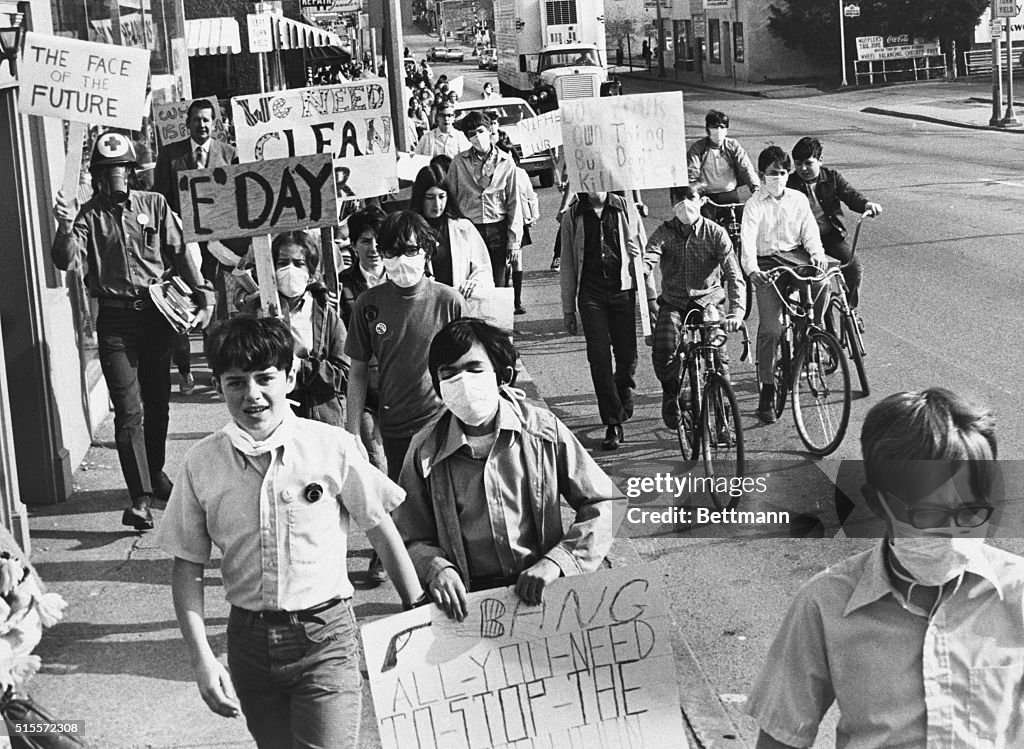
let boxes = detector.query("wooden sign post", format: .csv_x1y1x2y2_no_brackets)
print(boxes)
176,153,340,317
19,32,151,201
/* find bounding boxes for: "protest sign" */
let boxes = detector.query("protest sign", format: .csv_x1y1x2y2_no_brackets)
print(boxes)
505,109,562,157
464,287,514,331
397,151,431,182
361,566,686,748
560,92,686,193
448,75,464,99
232,81,398,199
152,97,230,148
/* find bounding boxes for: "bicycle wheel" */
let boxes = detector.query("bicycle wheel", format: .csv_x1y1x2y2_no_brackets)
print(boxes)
842,311,870,396
675,363,700,462
792,330,851,456
700,373,745,510
773,337,790,419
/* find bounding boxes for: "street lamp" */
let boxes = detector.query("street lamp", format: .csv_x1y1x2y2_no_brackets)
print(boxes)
0,11,25,77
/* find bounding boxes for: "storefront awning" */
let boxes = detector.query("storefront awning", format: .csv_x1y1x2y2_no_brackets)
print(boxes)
275,16,345,50
185,17,241,56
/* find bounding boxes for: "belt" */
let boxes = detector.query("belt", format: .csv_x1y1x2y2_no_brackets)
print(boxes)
97,296,153,311
248,597,346,625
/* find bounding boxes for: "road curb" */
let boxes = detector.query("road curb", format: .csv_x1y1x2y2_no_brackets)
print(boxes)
862,105,1024,133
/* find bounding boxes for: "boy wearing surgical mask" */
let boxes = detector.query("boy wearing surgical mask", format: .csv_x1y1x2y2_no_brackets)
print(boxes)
686,110,759,222
748,387,1024,749
645,184,745,429
393,319,625,620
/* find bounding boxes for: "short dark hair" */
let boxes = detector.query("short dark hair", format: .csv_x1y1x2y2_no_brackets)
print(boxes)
458,111,491,133
705,110,729,129
758,145,792,173
428,318,517,396
205,316,294,379
792,137,823,161
429,154,453,174
378,210,435,261
862,388,998,506
271,231,320,275
186,99,217,121
410,164,465,220
495,134,520,165
347,206,386,249
669,183,705,204
434,99,455,113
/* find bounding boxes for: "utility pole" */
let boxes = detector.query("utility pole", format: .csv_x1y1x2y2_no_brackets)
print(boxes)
656,0,665,77
382,0,409,150
838,0,848,86
1001,14,1020,126
991,0,1005,125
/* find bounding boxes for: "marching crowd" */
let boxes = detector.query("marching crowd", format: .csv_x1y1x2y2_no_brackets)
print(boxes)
39,90,1024,749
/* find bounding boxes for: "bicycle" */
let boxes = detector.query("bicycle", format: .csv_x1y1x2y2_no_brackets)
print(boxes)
673,305,750,509
758,263,851,456
704,198,753,321
823,212,874,396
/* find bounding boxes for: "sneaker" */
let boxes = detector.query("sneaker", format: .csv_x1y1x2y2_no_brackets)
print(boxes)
550,257,560,271
757,384,777,424
514,304,527,315
179,372,196,395
366,552,388,585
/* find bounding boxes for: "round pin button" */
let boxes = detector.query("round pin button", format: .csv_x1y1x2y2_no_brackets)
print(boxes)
137,213,149,226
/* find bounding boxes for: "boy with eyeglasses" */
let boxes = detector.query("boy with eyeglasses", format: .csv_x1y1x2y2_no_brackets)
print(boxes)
413,101,471,159
747,387,1024,749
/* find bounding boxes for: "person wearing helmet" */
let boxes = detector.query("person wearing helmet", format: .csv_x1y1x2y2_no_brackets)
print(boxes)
51,130,214,532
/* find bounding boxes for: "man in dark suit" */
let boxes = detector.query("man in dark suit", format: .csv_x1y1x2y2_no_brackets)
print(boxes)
154,99,241,393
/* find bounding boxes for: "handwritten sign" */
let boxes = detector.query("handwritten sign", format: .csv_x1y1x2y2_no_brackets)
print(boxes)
19,32,151,129
232,81,398,200
397,151,431,181
152,97,230,148
560,92,687,193
506,109,562,157
176,153,339,243
362,567,686,748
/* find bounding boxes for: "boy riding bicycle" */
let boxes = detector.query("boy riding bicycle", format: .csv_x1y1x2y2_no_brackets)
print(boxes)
740,146,829,425
646,184,745,429
687,110,759,223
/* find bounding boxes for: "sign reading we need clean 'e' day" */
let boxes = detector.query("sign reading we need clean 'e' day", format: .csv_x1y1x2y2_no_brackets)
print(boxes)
18,32,151,129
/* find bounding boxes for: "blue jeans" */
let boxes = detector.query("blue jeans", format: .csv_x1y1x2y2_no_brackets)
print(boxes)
227,600,362,749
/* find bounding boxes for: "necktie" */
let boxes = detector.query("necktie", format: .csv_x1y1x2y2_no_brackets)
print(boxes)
195,146,206,168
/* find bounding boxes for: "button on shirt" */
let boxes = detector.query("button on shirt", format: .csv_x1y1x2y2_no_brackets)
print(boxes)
739,187,825,277
155,415,404,611
51,191,184,298
746,540,1024,749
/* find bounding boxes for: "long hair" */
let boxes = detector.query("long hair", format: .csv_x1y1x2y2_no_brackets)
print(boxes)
409,164,465,221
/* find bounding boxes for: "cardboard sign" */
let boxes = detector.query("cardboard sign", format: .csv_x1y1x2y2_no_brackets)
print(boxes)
176,153,339,243
19,32,151,129
152,97,230,148
506,109,562,157
232,81,398,200
560,92,687,193
464,287,514,331
396,151,431,181
361,567,687,748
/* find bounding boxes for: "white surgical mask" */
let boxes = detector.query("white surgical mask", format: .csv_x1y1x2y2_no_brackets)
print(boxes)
879,494,982,586
470,133,491,152
439,371,501,427
275,265,309,298
383,254,425,288
673,200,701,225
708,127,727,146
763,175,786,197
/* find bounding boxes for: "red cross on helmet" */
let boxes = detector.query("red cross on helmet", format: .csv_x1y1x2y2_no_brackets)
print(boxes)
89,131,139,171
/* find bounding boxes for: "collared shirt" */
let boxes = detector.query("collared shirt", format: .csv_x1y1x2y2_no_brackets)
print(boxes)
579,199,623,298
799,178,833,234
413,127,471,158
746,540,1024,749
645,217,745,316
739,187,825,276
190,138,210,167
155,414,404,611
446,147,523,250
51,191,184,299
282,292,314,357
701,146,738,193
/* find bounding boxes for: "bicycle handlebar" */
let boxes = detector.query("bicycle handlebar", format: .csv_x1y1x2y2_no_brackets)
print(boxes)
703,198,746,210
680,309,752,363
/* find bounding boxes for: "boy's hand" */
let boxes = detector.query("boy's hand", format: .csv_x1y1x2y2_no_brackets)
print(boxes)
810,254,829,271
723,315,741,332
430,567,468,622
53,191,76,233
194,656,241,718
458,278,478,299
516,558,560,605
563,313,578,335
750,270,771,286
864,202,882,217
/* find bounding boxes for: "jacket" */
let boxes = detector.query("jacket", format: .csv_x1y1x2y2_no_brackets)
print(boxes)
786,166,870,240
559,192,642,315
153,137,238,214
431,217,495,290
687,136,759,191
393,394,624,589
338,262,372,328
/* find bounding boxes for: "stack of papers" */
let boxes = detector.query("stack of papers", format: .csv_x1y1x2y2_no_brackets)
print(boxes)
148,277,199,334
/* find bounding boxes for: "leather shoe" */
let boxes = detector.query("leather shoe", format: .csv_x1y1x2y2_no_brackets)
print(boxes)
661,388,679,429
122,495,154,531
151,472,173,502
366,552,388,585
757,384,777,424
602,424,624,450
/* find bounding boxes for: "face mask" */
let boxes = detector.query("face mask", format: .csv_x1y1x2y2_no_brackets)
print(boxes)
763,175,786,197
98,168,129,203
470,133,491,152
383,254,425,288
275,265,309,298
879,494,982,586
439,371,500,427
708,127,727,146
673,200,702,225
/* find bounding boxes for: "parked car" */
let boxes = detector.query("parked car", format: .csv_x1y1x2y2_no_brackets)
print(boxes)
454,97,555,187
471,43,487,58
478,48,498,71
426,46,465,62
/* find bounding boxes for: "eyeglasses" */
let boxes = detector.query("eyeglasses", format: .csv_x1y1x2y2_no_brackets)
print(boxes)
381,244,424,259
883,491,994,529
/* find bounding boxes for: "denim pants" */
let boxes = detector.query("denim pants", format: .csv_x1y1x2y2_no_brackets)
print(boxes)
578,290,637,425
473,220,510,287
228,600,362,749
96,307,174,499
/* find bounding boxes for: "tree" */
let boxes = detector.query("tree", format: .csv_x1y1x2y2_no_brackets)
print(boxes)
769,0,988,69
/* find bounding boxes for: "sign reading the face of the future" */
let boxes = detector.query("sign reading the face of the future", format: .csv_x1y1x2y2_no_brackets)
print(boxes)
176,153,339,243
361,566,687,749
231,81,398,199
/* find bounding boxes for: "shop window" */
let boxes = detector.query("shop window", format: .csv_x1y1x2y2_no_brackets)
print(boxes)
733,21,744,63
708,19,721,64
